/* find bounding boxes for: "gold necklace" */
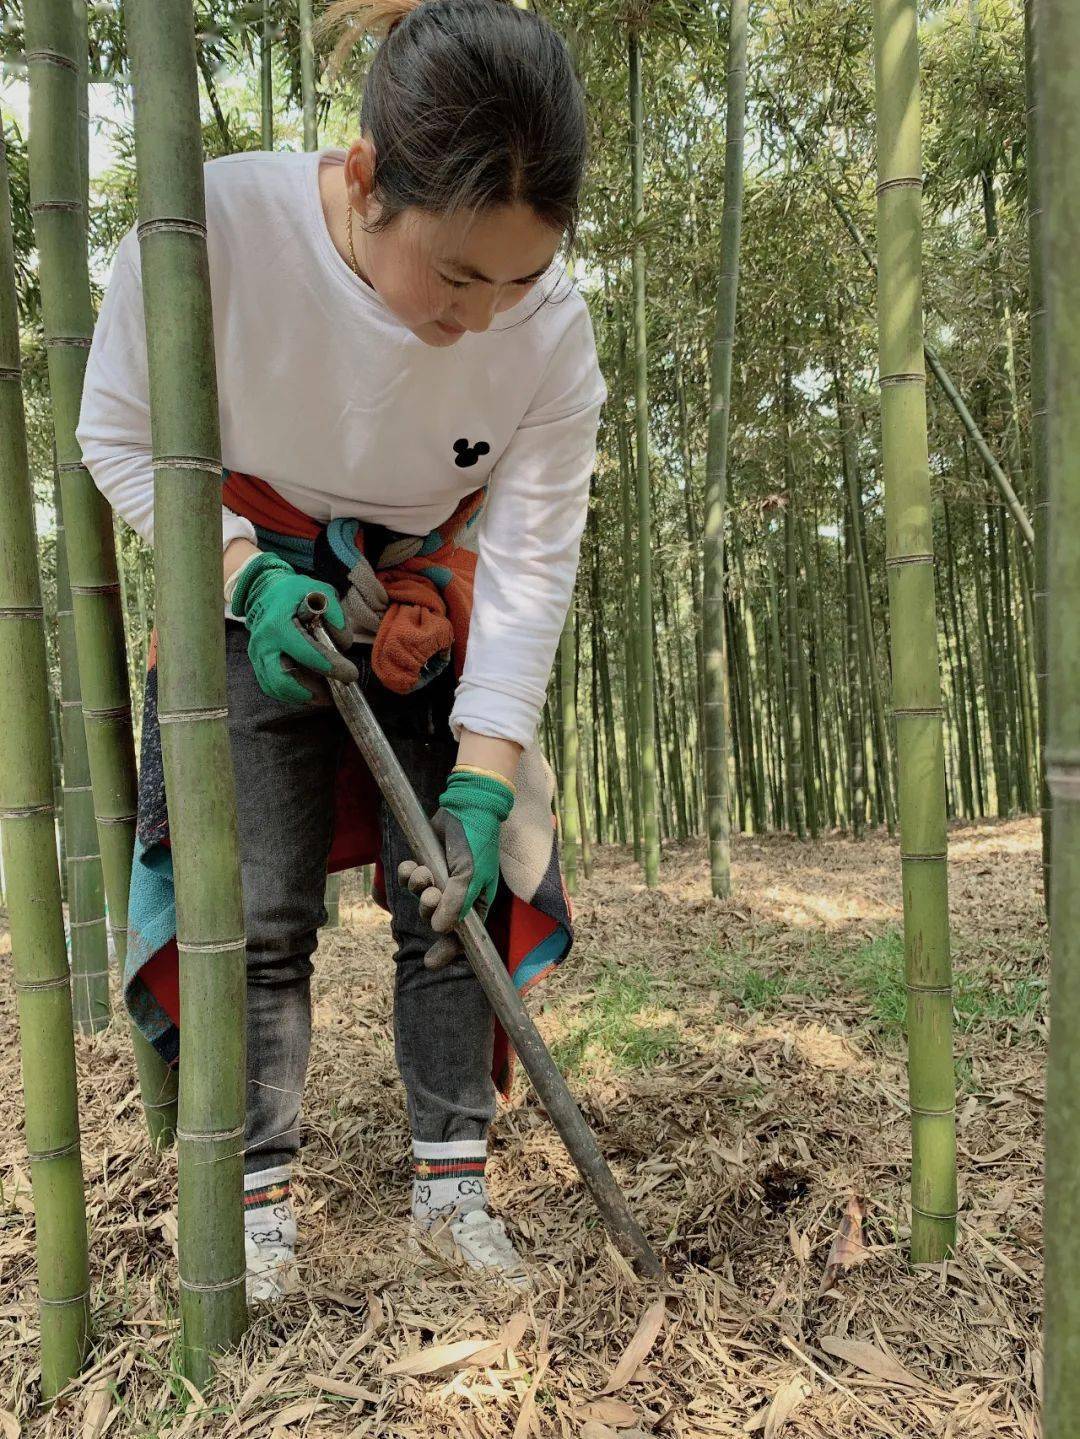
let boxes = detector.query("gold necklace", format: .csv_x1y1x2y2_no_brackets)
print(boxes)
346,201,362,279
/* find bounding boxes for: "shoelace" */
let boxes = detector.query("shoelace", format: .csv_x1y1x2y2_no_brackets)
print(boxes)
452,1212,525,1270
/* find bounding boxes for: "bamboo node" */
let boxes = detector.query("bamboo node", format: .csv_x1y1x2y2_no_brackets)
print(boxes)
177,936,246,955
893,707,942,718
30,201,81,218
910,1204,958,1220
25,47,79,72
178,1272,246,1295
159,708,230,725
14,974,71,994
28,1139,81,1163
45,333,92,348
70,583,121,596
177,1124,246,1143
899,852,947,863
879,372,924,388
0,606,43,620
0,365,20,381
59,698,82,708
57,460,91,473
95,812,137,827
1048,765,1080,800
885,553,935,569
908,1105,955,1117
152,455,224,475
72,969,110,979
0,802,55,819
81,704,132,720
63,784,93,793
138,217,208,241
906,983,952,995
69,917,107,930
38,1289,91,1309
876,175,923,195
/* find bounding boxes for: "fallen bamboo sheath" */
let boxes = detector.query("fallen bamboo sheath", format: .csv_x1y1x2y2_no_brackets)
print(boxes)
301,594,664,1280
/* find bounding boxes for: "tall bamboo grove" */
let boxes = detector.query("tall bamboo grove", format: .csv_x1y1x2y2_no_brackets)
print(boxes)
0,131,90,1404
702,0,748,899
870,0,957,1263
126,0,250,1381
1039,0,1080,1427
26,0,178,1146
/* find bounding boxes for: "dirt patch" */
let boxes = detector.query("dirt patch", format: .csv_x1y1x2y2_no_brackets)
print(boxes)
0,819,1045,1436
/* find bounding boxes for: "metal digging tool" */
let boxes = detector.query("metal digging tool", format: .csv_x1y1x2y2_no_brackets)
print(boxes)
301,593,664,1280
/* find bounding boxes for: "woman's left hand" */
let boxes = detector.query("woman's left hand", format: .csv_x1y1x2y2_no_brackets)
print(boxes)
399,765,515,969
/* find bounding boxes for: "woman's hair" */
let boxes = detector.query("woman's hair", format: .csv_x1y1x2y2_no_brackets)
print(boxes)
317,0,587,243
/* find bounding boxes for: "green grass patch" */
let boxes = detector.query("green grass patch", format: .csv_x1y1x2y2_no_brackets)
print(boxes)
844,929,1047,1036
705,943,822,1014
551,963,680,1075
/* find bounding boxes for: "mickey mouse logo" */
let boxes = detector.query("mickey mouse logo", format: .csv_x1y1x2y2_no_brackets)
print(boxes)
453,437,491,469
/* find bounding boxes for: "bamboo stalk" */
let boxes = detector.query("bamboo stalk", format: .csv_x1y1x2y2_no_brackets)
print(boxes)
260,0,274,150
125,0,249,1380
559,601,580,893
1025,0,1051,907
299,0,318,152
701,0,746,894
55,474,110,1034
26,0,178,1147
871,0,956,1263
0,127,90,1403
1039,0,1080,1427
629,26,659,885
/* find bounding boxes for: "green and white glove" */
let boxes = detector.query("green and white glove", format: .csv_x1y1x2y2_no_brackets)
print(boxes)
231,552,358,705
399,765,515,971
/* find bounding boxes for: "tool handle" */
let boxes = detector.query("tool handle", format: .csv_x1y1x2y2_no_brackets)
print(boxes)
300,594,664,1280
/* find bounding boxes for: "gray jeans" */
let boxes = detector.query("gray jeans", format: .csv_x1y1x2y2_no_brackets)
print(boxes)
224,622,496,1176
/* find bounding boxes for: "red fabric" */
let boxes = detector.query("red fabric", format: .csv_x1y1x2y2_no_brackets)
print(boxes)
223,469,482,695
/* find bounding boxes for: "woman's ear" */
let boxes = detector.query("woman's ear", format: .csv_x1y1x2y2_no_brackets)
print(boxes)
344,136,378,220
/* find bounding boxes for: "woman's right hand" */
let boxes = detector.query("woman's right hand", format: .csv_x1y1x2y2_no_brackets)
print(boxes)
231,552,358,704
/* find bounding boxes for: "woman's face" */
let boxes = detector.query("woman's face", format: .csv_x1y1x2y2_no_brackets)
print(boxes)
345,143,563,346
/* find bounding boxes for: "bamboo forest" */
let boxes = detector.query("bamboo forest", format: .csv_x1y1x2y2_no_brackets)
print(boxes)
0,0,1076,1434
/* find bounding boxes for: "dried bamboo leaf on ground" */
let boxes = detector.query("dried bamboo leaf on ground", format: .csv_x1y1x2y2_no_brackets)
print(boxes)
599,1300,666,1394
818,1336,925,1389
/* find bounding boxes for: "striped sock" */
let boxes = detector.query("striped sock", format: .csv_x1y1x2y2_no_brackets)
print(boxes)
244,1164,296,1254
411,1140,488,1228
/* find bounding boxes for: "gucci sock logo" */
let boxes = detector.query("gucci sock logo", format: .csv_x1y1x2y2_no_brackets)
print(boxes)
453,438,491,468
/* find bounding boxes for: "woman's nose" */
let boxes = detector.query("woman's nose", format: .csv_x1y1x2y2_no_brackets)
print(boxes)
458,287,499,333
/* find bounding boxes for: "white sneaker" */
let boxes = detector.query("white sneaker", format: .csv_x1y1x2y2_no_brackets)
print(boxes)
412,1208,532,1289
245,1234,296,1304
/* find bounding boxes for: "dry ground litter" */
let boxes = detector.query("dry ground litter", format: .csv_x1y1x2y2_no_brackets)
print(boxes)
0,819,1045,1437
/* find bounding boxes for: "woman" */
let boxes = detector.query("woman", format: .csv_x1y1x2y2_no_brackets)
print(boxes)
77,0,605,1300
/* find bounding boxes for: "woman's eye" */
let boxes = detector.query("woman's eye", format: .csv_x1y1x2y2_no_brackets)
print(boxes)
440,274,470,289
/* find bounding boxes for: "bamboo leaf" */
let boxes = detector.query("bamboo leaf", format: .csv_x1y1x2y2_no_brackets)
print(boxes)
599,1300,666,1394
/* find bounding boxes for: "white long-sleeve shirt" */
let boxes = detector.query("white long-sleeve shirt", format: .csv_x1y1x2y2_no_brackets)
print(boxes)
76,149,606,748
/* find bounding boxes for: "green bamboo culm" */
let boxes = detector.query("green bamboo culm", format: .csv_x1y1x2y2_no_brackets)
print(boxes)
0,129,91,1405
870,0,956,1263
261,0,274,150
26,0,178,1148
55,474,110,1034
125,0,249,1382
299,0,318,152
629,25,659,887
1024,0,1050,911
701,0,747,900
559,602,580,894
1038,0,1080,1427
